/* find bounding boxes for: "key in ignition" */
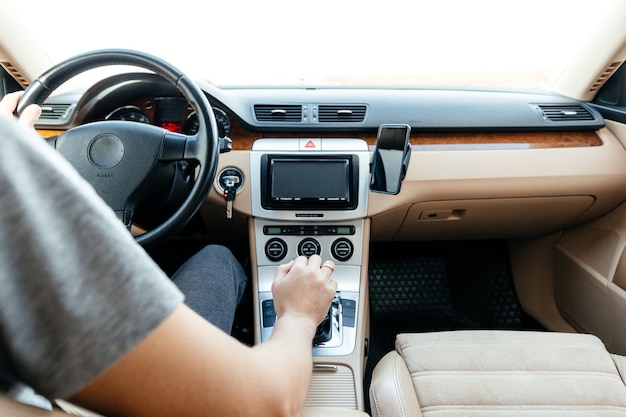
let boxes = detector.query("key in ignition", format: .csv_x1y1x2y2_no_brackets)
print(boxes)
223,175,240,219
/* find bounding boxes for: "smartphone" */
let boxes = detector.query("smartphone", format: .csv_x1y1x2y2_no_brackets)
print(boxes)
370,124,411,194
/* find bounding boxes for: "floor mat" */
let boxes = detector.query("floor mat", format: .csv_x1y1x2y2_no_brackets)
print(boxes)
369,240,522,331
364,240,527,410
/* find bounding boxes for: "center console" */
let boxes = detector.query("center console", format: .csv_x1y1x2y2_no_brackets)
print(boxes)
249,138,370,410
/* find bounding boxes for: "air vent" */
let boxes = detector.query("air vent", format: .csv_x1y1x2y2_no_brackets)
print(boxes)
587,61,623,95
318,105,366,122
254,105,302,122
0,60,29,88
535,104,594,122
39,104,72,121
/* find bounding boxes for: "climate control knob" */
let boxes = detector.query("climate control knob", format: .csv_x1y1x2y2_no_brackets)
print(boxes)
298,238,321,257
265,238,287,262
331,238,354,261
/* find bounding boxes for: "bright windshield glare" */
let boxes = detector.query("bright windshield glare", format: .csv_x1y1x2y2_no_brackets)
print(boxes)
10,0,618,89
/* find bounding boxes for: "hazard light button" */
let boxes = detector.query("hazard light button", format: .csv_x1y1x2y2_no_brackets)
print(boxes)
299,138,321,151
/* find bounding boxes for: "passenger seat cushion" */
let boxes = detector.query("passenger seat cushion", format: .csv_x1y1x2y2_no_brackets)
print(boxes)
370,330,626,417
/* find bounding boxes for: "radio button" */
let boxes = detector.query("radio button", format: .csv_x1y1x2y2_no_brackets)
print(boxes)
265,238,288,262
298,238,321,257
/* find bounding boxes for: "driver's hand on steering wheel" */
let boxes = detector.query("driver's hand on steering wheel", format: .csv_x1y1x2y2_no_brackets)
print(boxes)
0,91,41,128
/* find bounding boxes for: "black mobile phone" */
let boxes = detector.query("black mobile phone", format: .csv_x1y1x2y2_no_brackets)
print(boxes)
369,124,411,195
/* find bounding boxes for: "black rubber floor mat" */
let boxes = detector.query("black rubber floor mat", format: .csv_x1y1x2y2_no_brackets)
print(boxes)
367,241,523,363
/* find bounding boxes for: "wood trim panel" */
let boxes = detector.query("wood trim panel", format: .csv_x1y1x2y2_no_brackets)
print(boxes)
36,129,64,138
405,131,603,149
38,116,602,150
228,121,602,151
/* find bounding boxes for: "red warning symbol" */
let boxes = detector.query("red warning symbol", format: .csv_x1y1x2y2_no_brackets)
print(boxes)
304,140,317,149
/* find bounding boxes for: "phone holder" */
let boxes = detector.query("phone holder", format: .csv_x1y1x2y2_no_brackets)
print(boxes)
369,140,411,195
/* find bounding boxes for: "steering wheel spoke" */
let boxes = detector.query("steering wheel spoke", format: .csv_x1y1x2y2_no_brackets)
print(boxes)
183,133,205,161
160,131,192,162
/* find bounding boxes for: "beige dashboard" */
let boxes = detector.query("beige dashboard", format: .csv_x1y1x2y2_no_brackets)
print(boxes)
204,127,626,242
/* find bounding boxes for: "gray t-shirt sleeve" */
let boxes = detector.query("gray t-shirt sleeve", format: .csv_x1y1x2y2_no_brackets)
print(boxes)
0,114,184,399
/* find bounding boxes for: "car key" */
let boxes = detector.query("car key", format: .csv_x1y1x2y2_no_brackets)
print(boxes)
223,175,240,219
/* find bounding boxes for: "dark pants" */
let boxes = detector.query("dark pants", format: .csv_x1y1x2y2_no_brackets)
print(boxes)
170,245,247,334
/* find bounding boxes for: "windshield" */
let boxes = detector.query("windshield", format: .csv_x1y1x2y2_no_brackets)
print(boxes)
10,0,618,89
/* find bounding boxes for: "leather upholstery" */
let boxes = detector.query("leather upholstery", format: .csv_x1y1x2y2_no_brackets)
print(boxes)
369,350,422,417
369,330,626,417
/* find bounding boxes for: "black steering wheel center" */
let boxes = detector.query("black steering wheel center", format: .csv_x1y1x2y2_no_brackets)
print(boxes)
88,134,125,169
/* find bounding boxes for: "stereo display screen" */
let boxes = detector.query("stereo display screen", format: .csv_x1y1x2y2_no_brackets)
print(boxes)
261,155,358,210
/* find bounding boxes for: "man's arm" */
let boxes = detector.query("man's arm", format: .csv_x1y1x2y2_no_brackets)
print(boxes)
0,92,337,416
70,255,337,417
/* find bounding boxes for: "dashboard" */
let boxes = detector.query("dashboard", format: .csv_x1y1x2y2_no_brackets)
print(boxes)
34,72,626,243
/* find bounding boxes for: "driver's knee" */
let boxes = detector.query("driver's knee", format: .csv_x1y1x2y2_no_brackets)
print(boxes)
170,244,248,332
172,244,247,299
195,244,248,299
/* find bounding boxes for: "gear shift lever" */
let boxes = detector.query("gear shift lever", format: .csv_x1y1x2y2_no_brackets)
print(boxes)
313,295,341,345
313,306,333,344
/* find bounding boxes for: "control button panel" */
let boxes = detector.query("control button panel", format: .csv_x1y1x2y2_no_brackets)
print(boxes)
341,298,356,327
298,238,321,257
262,299,276,327
263,225,355,236
255,219,364,268
265,238,288,262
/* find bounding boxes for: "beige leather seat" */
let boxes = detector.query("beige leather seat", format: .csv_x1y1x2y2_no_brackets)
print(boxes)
369,330,626,417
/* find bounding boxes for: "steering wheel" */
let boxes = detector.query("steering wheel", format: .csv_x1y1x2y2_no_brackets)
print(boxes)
17,49,219,246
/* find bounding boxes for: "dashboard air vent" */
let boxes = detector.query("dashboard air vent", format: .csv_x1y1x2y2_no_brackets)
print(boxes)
587,61,623,95
536,104,594,122
0,60,29,88
39,104,72,121
254,105,302,122
318,105,366,122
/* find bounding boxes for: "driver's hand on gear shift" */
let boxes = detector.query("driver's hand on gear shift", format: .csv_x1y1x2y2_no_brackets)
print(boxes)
271,255,337,329
0,91,42,128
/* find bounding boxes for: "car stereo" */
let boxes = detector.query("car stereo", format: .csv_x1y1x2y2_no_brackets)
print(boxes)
250,138,370,221
260,154,359,211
